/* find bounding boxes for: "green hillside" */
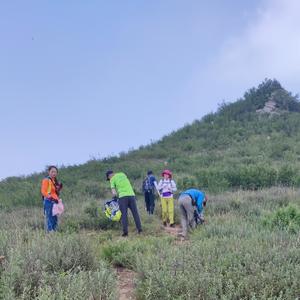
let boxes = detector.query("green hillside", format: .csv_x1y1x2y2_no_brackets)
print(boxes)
1,79,300,208
1,79,300,299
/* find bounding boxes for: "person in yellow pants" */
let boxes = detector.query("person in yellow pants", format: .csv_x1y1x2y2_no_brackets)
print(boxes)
157,169,177,227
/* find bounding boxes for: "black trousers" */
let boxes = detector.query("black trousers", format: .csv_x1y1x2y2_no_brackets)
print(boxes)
119,196,142,234
144,191,155,214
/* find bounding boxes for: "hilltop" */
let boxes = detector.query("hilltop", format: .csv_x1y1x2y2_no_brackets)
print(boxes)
1,79,300,207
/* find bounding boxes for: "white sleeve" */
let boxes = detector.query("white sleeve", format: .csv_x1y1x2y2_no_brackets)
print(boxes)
171,180,177,192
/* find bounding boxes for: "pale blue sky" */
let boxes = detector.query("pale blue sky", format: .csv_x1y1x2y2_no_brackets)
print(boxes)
1,0,300,180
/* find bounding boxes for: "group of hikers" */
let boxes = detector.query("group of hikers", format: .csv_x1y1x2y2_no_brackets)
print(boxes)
141,169,207,238
41,166,207,239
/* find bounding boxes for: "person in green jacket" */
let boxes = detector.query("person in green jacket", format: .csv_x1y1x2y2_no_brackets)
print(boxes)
106,170,142,237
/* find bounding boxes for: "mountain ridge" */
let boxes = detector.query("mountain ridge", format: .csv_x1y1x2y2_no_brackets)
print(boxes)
1,78,300,208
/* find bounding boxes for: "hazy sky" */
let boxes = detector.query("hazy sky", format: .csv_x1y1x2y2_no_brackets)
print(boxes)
1,0,300,180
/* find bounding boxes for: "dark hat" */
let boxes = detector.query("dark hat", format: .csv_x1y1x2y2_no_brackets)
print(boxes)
106,170,114,181
147,170,153,175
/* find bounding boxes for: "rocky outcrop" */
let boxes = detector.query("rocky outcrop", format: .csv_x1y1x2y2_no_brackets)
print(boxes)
256,100,277,114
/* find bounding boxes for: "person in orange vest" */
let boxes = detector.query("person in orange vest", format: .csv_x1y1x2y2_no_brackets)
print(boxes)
41,166,63,232
157,169,177,227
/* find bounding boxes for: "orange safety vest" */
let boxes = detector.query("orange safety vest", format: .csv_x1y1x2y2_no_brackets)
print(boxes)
41,177,59,200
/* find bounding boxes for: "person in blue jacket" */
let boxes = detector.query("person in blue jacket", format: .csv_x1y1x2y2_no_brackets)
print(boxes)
178,188,207,238
142,170,158,215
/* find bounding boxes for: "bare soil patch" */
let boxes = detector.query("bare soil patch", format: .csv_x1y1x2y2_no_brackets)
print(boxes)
116,267,137,300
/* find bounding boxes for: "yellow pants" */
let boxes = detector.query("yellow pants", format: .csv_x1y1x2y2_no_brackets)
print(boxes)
161,197,174,224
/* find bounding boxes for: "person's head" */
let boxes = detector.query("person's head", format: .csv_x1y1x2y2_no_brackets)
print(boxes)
48,166,58,179
147,170,153,176
161,169,172,179
106,170,114,181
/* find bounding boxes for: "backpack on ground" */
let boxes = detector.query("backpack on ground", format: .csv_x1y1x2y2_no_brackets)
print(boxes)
104,199,122,221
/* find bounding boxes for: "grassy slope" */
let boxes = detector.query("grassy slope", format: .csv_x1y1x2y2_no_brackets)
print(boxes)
0,188,299,299
1,79,300,208
1,79,300,299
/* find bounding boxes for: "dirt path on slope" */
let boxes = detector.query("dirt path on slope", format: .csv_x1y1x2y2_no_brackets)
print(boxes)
163,224,181,237
115,225,186,299
163,224,187,244
116,267,137,300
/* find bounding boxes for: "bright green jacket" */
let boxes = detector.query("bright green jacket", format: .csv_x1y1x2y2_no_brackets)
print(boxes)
110,172,135,198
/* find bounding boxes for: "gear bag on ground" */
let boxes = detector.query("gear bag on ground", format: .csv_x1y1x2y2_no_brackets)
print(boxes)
104,198,122,221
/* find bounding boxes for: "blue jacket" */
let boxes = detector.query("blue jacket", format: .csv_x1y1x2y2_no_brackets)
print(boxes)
181,188,206,213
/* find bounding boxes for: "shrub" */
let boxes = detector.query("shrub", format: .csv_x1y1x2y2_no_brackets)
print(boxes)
278,165,298,186
82,201,119,230
263,205,300,233
196,170,230,192
5,233,97,298
177,176,197,191
225,165,277,189
35,263,116,300
135,232,300,299
101,237,173,270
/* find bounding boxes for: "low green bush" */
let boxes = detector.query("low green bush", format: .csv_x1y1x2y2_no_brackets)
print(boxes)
0,187,300,299
101,237,173,270
278,165,298,186
136,232,300,299
59,201,119,233
195,170,230,192
263,205,300,233
3,233,99,298
35,262,116,300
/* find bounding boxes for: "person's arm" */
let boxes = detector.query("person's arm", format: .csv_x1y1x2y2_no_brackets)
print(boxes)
157,179,162,190
153,180,161,197
111,188,117,197
41,179,50,198
203,195,208,207
141,180,145,193
110,177,118,198
170,180,177,192
196,197,203,213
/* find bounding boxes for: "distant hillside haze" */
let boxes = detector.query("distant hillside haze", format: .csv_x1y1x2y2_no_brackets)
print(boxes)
1,79,300,208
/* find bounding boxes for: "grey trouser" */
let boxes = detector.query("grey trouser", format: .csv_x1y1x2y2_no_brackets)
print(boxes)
119,196,142,234
178,194,196,237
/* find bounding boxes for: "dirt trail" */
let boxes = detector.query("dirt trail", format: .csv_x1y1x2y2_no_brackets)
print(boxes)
115,225,185,299
116,267,137,300
163,224,181,237
163,224,187,244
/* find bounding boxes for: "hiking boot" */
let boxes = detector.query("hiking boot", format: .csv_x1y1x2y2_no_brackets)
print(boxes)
170,223,175,228
122,233,128,237
163,222,167,227
138,229,142,234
